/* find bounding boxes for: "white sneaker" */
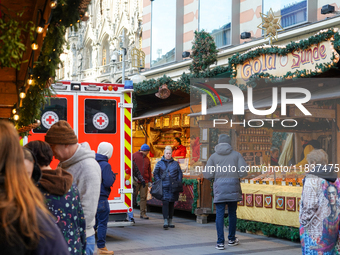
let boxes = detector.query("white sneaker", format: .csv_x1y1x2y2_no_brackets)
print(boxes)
215,244,225,250
228,238,239,246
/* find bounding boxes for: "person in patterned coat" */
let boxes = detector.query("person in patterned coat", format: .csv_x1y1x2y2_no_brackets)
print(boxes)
25,140,86,254
299,149,339,255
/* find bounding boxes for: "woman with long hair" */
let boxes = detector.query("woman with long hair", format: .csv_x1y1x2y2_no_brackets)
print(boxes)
0,120,69,254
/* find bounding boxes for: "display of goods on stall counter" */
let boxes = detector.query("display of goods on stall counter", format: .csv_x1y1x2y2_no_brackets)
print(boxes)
241,171,305,186
240,129,269,135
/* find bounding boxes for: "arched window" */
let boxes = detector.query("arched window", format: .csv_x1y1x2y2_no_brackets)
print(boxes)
102,49,107,65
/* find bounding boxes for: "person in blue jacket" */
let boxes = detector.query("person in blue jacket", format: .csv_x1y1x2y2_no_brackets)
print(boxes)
153,146,183,229
95,142,116,255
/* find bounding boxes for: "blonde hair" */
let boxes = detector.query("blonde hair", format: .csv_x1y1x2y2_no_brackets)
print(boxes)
164,146,172,154
307,149,328,165
0,120,52,248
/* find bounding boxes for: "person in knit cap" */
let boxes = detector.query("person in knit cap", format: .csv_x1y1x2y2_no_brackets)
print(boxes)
133,144,152,219
95,142,115,255
204,134,248,250
25,140,86,255
45,120,101,255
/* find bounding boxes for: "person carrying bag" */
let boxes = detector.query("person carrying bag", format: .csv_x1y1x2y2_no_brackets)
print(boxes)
153,146,183,229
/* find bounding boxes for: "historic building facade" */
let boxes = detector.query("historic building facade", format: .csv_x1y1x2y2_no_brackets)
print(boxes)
57,0,143,83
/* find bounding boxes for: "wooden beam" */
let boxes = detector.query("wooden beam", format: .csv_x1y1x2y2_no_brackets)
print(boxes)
0,108,12,118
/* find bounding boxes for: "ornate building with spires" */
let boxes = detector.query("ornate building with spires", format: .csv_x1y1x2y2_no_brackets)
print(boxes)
56,0,143,83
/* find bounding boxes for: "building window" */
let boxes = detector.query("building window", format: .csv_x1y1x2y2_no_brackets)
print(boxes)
263,0,307,29
102,49,107,66
199,0,231,48
151,0,176,67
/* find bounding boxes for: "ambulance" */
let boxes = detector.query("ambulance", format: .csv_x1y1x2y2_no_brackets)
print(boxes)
26,80,134,226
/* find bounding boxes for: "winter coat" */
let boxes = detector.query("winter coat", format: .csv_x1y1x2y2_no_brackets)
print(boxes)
95,153,116,200
300,167,340,254
204,143,248,203
172,144,186,158
0,210,70,255
37,168,86,255
59,142,101,238
153,156,183,202
133,151,151,182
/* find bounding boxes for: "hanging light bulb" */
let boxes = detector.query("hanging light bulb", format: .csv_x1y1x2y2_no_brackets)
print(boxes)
13,114,19,121
28,74,34,85
36,18,46,34
12,109,16,114
50,0,57,9
31,42,38,50
19,92,26,99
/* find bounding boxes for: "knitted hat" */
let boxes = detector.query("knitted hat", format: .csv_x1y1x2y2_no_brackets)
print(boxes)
218,134,231,144
97,142,114,159
140,144,150,151
45,120,78,145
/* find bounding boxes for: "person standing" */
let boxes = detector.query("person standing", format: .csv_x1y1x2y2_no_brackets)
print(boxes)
45,120,101,255
296,135,321,167
133,144,152,219
0,120,70,254
25,140,86,254
95,142,115,255
204,134,248,250
153,146,183,229
300,149,340,254
127,161,146,223
172,138,186,158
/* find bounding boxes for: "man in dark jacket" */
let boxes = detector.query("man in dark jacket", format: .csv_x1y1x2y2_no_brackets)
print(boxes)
95,142,116,255
204,134,247,250
133,144,152,219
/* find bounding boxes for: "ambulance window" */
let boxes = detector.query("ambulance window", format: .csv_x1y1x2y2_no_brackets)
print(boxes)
33,98,67,133
85,99,116,134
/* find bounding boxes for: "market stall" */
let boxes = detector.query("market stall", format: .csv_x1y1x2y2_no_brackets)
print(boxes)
189,28,340,226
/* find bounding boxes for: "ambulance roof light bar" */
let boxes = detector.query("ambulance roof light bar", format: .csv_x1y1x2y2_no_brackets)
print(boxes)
52,83,67,90
85,84,100,91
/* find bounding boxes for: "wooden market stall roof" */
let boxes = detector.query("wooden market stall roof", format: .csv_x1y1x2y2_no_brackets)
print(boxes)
0,0,91,119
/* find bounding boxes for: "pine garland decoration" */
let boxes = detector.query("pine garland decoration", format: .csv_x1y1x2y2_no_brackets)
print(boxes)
189,30,219,74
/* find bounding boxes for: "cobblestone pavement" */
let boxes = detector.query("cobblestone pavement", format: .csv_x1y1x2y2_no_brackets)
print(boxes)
99,209,301,255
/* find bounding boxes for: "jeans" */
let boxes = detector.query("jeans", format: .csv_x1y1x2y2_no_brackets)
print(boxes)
128,211,134,221
162,201,175,219
86,235,95,255
95,200,110,249
215,201,237,244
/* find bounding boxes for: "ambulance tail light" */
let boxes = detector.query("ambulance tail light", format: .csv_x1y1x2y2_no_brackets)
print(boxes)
85,84,100,91
52,83,67,90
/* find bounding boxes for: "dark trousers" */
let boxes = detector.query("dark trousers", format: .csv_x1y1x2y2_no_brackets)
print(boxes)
162,201,175,219
95,200,110,248
215,201,238,244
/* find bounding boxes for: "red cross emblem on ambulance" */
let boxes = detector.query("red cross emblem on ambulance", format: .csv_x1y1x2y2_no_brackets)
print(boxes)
93,112,109,130
41,111,59,129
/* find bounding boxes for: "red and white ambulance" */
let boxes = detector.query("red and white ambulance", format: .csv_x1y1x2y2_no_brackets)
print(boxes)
26,80,134,226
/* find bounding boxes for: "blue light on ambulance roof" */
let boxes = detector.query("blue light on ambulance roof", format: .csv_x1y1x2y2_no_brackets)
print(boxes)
124,80,133,89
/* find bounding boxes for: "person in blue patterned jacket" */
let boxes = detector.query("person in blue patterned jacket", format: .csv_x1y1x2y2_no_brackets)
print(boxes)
25,140,86,255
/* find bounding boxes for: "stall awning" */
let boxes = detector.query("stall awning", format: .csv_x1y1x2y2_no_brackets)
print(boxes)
133,103,190,120
189,83,340,117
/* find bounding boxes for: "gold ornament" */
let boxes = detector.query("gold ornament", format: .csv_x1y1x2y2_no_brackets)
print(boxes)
257,8,284,45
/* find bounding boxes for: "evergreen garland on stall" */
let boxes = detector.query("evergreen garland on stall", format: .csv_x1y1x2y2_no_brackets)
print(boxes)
224,217,300,242
15,0,86,136
228,28,340,88
189,30,219,74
